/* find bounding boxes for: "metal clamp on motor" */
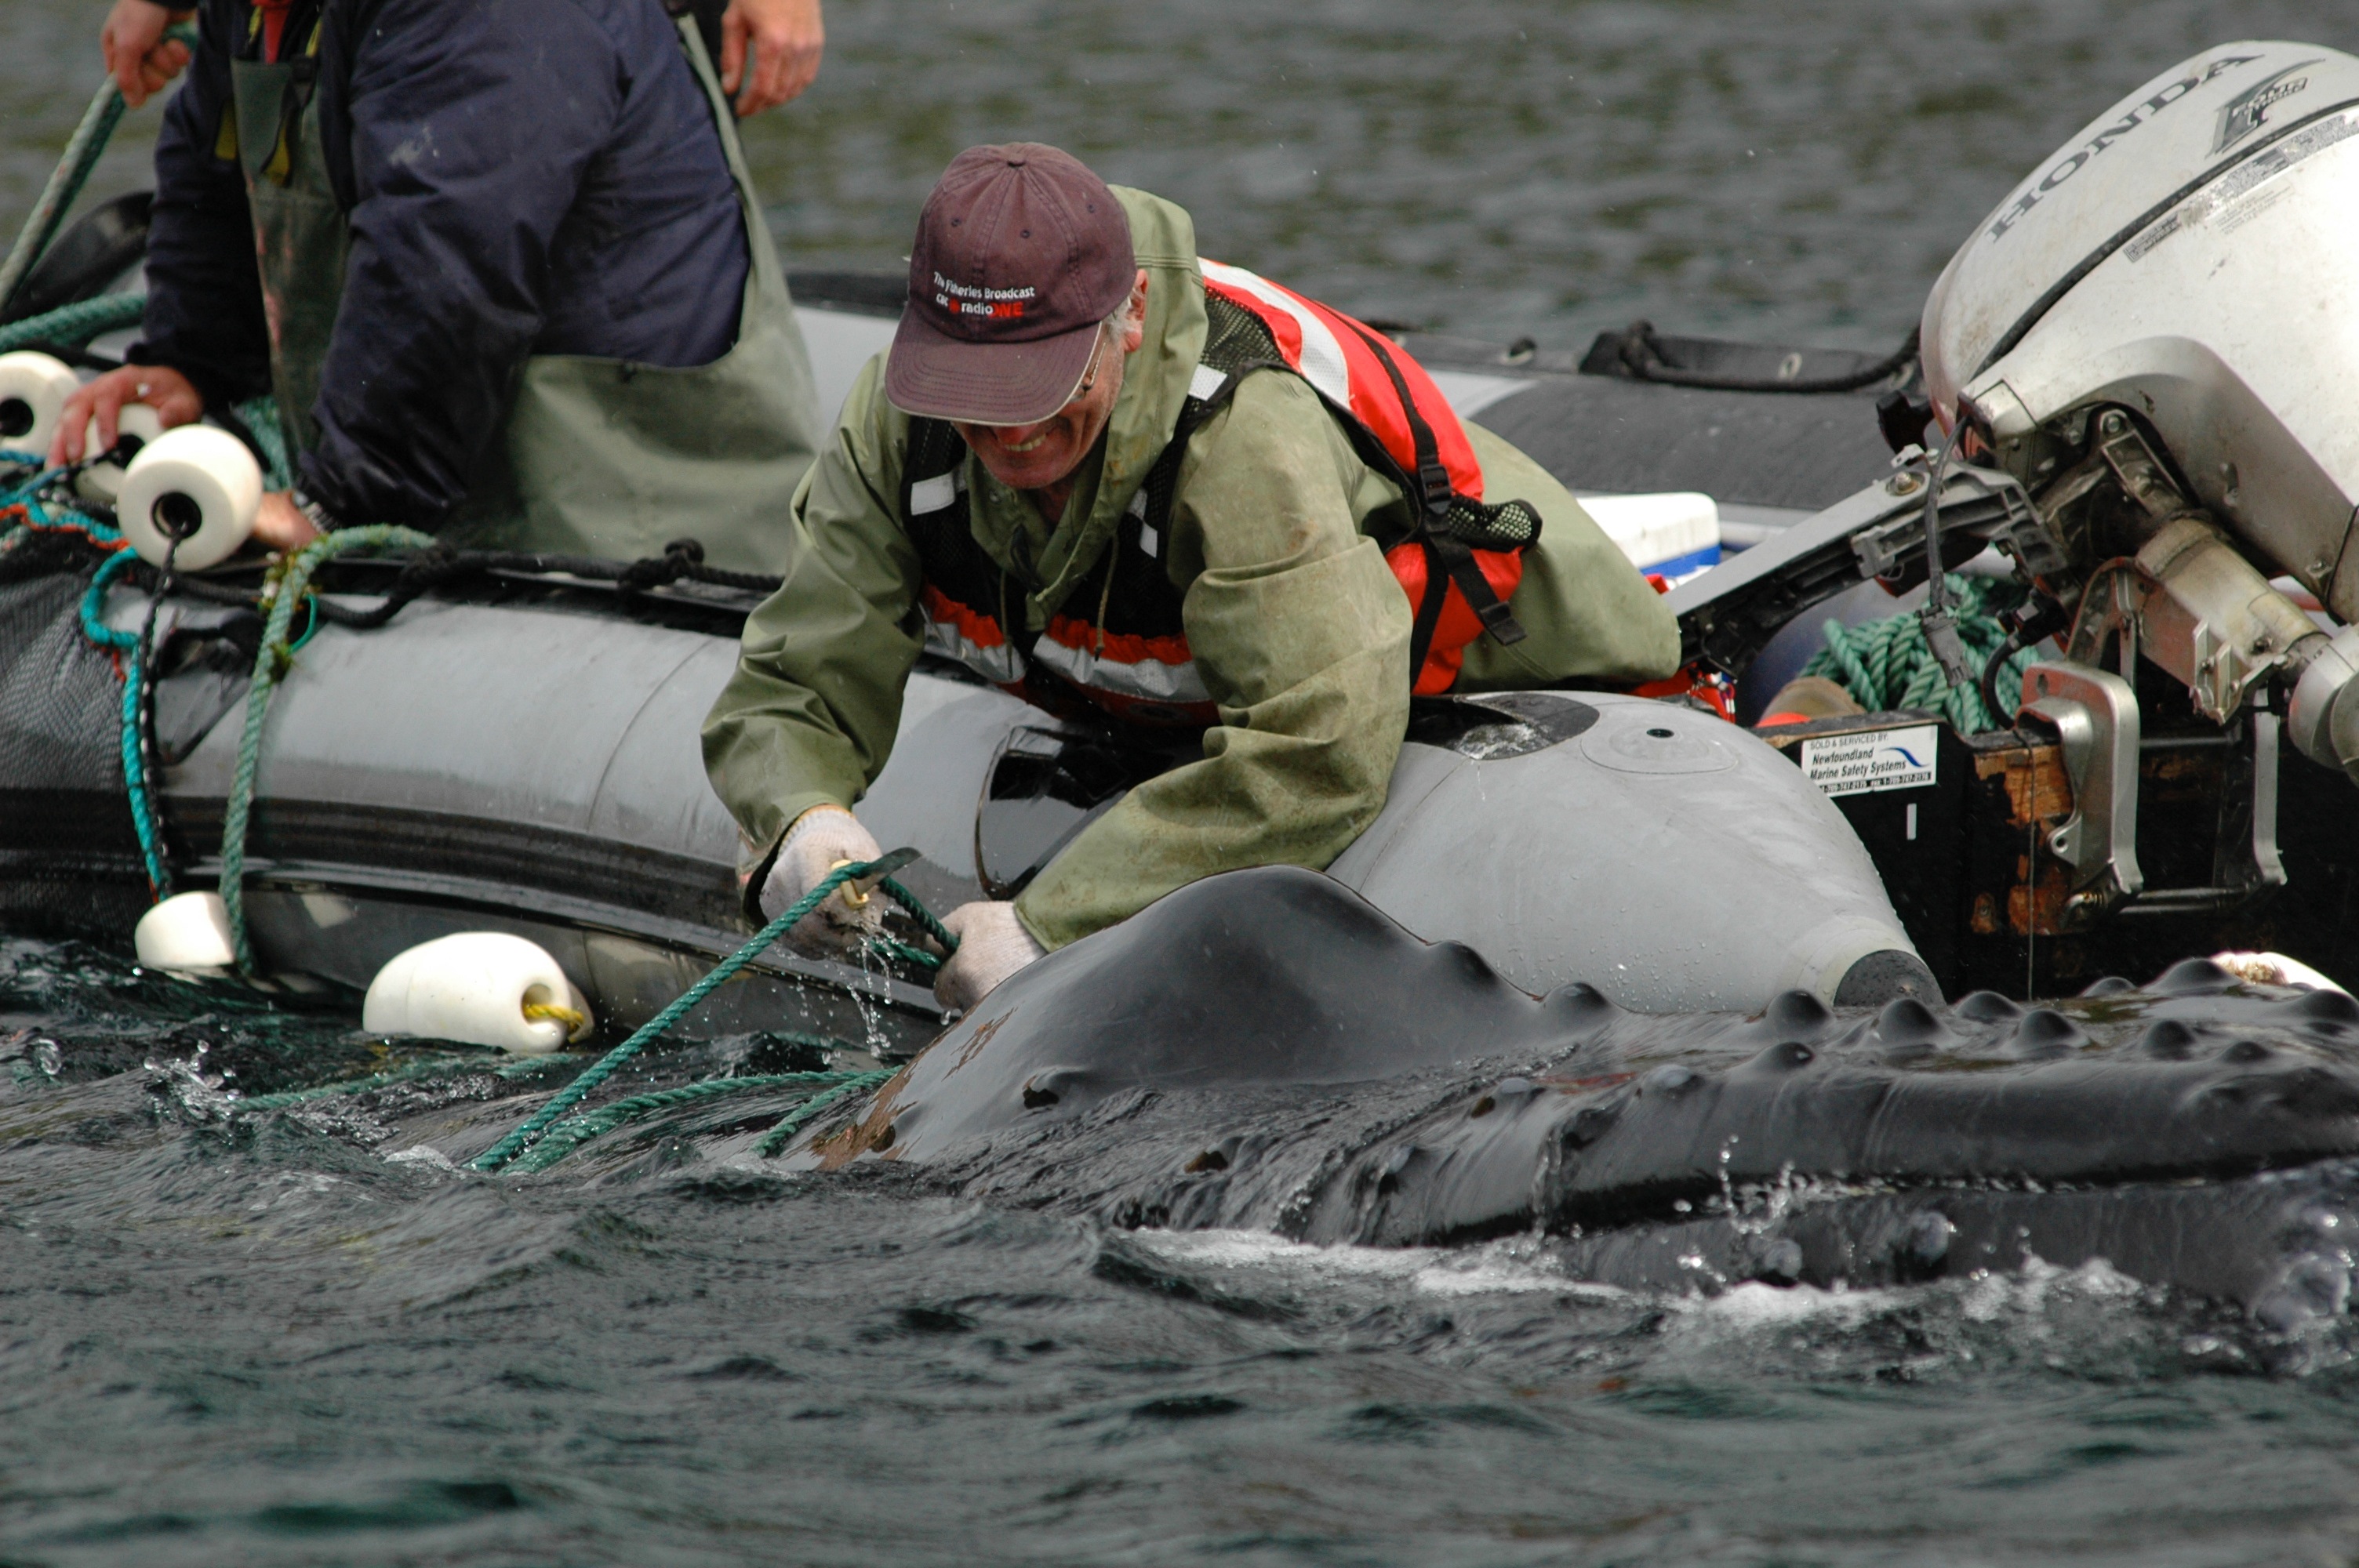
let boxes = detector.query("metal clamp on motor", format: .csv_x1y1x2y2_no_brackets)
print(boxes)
2017,660,2143,924
2016,656,2290,926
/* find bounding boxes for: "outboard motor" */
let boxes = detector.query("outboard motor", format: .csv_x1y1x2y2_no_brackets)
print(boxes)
1921,41,2359,790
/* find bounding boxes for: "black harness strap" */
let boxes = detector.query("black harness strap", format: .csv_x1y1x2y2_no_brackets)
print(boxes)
1335,318,1528,662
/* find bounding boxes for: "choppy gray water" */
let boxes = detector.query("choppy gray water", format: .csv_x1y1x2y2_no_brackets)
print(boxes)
13,936,2359,1567
12,1,2359,1562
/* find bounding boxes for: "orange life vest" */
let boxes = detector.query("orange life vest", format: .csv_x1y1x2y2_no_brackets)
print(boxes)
898,263,1539,722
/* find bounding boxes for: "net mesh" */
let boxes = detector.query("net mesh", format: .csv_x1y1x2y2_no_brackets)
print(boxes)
0,547,145,933
0,556,125,797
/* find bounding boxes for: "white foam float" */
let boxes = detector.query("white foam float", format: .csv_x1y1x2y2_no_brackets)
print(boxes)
114,425,263,571
362,932,592,1054
2212,949,2350,996
0,351,78,456
75,401,168,503
133,890,238,977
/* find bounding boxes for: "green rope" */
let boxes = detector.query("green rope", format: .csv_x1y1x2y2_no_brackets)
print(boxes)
220,525,436,971
754,1071,897,1159
230,395,294,490
170,522,946,1174
849,873,958,971
503,1069,879,1174
878,876,958,956
468,850,932,1174
78,546,169,894
867,935,943,972
0,81,126,314
0,20,196,316
1802,574,2037,735
49,490,176,901
0,291,148,354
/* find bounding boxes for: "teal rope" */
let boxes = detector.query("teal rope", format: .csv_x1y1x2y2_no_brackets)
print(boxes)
878,875,958,956
754,1071,897,1159
0,292,147,355
283,589,322,654
852,873,958,971
220,525,436,970
867,935,943,972
77,543,169,894
469,853,927,1174
503,1069,876,1174
230,395,294,490
0,21,195,316
1801,574,2036,735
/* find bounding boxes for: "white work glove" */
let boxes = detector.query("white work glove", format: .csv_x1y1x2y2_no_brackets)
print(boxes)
760,806,885,953
934,900,1046,1011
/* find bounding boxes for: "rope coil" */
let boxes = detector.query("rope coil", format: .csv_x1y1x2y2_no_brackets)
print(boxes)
1801,572,2038,735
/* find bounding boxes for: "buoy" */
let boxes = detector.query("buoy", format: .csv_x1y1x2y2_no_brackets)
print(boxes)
133,891,237,977
362,932,592,1054
0,351,78,456
114,425,263,571
2212,950,2350,996
75,401,168,503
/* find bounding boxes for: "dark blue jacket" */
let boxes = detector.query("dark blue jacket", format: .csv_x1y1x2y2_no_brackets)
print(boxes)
132,0,751,528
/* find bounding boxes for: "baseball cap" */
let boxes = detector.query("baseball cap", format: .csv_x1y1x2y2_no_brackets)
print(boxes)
884,143,1136,426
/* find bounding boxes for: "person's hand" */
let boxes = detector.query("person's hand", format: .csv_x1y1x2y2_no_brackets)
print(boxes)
933,901,1045,1011
250,491,320,552
101,0,195,108
50,363,202,466
718,0,822,116
760,804,885,952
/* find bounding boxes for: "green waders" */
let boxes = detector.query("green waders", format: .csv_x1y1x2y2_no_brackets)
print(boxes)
228,17,820,575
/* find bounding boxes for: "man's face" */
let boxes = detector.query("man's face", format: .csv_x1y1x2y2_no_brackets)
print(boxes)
954,271,1148,495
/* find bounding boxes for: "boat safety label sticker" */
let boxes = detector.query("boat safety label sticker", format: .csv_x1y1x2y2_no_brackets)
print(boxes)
1800,724,1939,797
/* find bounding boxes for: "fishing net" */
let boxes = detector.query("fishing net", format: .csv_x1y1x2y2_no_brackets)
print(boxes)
0,554,125,797
0,550,148,933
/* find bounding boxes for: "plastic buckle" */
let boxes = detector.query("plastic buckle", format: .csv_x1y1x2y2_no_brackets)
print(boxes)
1417,458,1452,515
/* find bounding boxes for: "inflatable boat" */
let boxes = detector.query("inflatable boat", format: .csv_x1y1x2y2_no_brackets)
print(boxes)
10,40,2359,1317
0,221,1940,1048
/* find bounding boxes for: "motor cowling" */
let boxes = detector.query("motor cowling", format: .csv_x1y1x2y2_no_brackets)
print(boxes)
1921,41,2359,778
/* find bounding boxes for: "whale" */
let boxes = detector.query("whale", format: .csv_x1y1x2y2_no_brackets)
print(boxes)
778,865,2359,1325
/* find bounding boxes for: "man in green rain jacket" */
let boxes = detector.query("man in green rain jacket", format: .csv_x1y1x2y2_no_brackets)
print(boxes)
703,143,1677,1010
